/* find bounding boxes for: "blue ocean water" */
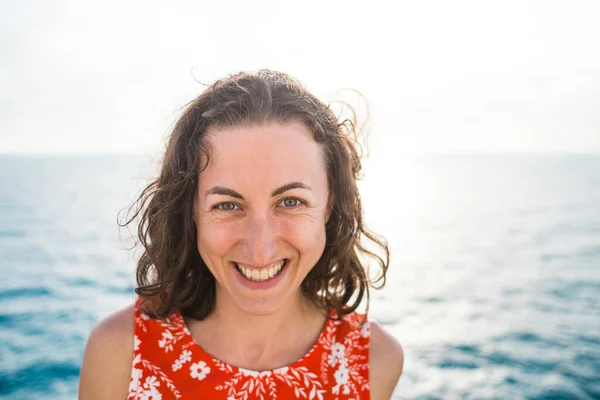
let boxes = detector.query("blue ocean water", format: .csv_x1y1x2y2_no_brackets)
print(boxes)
0,154,599,399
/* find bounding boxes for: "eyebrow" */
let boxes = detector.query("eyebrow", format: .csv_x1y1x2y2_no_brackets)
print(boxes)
204,181,312,200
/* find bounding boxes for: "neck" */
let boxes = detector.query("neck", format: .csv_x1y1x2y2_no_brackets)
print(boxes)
197,288,326,371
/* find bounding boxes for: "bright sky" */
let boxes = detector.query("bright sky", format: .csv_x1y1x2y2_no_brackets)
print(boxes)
1,0,599,154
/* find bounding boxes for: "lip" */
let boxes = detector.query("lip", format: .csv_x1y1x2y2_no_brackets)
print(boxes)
231,259,289,290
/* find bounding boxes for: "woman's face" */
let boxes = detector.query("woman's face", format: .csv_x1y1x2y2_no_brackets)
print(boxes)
194,122,331,316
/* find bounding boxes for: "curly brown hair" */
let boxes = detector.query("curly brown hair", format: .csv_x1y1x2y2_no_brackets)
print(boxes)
120,70,389,321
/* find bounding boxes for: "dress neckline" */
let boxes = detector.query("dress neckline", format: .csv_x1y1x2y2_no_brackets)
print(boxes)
174,309,335,373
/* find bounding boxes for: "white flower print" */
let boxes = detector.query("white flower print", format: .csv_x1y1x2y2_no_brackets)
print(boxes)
215,364,326,400
139,359,181,399
190,361,211,381
131,303,370,399
333,364,350,395
130,375,163,400
130,385,144,399
143,376,160,390
158,330,174,352
326,354,335,367
327,342,347,367
141,387,162,400
180,349,192,363
332,342,345,359
130,307,183,400
172,349,193,371
172,358,183,372
334,365,349,384
320,313,371,397
156,318,188,354
130,367,143,391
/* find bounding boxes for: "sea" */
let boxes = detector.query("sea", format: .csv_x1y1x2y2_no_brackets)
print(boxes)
0,153,598,399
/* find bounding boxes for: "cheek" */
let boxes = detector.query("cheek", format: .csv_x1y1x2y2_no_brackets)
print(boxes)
196,222,238,259
283,219,327,257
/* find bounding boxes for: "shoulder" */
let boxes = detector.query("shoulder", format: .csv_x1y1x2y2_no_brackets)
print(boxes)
79,303,135,400
369,320,404,400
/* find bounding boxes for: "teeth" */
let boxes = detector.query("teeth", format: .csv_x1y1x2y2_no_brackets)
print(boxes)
236,260,286,282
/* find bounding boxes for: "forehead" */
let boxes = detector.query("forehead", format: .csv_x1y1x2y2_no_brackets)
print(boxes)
200,122,327,187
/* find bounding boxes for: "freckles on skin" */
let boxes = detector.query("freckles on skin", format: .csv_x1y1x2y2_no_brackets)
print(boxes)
275,209,326,246
196,203,326,253
192,122,331,314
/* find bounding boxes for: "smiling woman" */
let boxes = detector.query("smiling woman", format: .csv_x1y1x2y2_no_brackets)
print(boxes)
78,70,403,400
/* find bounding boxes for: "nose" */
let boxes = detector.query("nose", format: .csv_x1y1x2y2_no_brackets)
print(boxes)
241,213,279,266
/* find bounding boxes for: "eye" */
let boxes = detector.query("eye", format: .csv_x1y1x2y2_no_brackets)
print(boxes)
279,197,303,208
214,202,239,211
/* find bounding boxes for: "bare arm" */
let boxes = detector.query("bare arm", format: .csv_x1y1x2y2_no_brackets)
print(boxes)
79,304,135,400
370,321,404,400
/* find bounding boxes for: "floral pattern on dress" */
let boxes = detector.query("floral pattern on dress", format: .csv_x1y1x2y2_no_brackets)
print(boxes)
214,363,327,400
129,352,182,400
190,361,211,380
128,299,371,399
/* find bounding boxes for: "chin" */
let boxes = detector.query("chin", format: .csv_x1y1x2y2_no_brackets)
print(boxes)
234,294,292,316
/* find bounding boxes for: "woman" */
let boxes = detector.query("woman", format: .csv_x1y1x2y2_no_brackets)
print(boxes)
79,70,403,399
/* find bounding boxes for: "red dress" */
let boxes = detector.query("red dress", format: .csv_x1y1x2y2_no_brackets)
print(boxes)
127,299,371,400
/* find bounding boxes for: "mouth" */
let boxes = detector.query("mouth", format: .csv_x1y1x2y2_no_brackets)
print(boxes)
234,259,288,282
